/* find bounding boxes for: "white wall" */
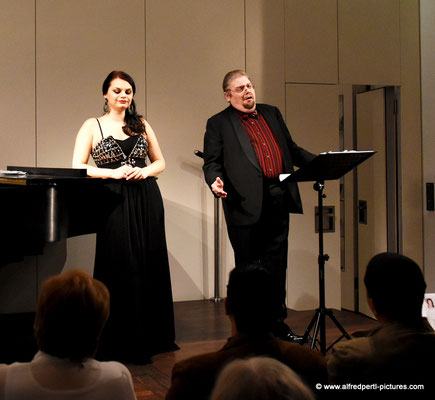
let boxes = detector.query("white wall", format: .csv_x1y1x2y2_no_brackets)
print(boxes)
286,84,341,309
145,0,245,300
0,0,428,312
0,0,37,313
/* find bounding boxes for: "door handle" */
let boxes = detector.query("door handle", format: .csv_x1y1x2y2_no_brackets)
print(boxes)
358,200,367,224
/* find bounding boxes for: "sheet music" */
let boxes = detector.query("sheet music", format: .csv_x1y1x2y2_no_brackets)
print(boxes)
320,150,374,155
0,170,27,177
279,173,291,182
278,150,375,183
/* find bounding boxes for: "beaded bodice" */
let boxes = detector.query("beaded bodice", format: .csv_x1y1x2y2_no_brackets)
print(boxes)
91,134,148,168
91,118,149,168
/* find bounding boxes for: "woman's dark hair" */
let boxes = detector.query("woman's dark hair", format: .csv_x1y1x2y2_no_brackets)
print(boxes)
34,269,110,363
102,70,145,136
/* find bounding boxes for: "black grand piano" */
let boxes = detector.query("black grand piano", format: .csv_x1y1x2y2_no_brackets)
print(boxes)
0,166,117,266
0,166,118,362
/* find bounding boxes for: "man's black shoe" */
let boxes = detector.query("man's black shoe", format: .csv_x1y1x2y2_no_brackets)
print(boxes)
279,331,304,343
273,320,303,343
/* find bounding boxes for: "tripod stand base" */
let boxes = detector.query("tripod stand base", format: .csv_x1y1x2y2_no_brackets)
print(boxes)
209,297,223,303
301,307,351,355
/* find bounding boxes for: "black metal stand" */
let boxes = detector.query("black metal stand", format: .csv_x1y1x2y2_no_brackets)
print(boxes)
301,180,351,354
195,150,222,302
211,195,222,302
282,151,375,353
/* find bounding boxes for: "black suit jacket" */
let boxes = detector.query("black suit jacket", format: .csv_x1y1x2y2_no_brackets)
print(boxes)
166,333,327,400
203,104,315,226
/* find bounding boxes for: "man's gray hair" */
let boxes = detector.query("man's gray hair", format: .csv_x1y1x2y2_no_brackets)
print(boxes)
210,357,315,400
222,70,252,92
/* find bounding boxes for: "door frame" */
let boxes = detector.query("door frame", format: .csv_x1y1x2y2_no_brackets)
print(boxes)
344,85,399,312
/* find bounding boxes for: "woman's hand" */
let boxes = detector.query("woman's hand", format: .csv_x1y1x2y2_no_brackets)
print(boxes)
111,165,133,179
126,167,149,181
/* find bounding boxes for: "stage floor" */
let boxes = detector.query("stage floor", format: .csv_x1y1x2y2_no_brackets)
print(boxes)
128,300,379,400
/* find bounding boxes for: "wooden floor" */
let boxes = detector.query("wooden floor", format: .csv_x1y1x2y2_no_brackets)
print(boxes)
128,300,380,400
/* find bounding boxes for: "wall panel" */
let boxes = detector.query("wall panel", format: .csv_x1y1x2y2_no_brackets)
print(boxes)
33,0,146,283
421,0,435,289
398,0,423,264
338,0,400,85
0,0,37,313
146,0,245,300
36,0,146,168
286,83,340,310
0,0,35,169
285,0,338,84
246,0,285,112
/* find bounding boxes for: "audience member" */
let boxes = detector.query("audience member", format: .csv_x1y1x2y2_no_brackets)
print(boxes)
327,252,435,397
0,269,136,400
166,264,326,399
210,356,315,400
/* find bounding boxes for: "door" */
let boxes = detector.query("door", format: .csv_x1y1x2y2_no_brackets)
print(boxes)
356,88,388,317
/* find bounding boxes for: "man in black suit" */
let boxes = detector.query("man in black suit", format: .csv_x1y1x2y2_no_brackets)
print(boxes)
203,70,315,341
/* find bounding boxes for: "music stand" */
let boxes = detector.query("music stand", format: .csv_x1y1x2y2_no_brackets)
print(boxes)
281,150,375,354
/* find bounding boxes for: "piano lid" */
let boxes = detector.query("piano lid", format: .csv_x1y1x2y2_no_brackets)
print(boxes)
1,166,89,186
7,166,87,177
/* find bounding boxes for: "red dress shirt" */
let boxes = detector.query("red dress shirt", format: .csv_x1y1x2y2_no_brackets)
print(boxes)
238,110,283,179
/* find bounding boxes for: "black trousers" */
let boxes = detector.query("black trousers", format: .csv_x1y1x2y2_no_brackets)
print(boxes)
227,179,290,305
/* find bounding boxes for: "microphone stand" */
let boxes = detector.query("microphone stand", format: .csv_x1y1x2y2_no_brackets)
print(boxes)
195,150,222,302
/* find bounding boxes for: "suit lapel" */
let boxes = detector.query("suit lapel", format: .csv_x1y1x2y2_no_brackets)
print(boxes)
228,107,262,173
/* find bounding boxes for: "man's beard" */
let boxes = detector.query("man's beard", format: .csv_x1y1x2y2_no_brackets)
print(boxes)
243,99,255,110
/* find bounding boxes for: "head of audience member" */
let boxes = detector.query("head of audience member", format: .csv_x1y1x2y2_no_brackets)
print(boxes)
225,263,282,335
34,269,110,363
222,69,256,113
364,252,426,324
210,357,315,400
427,298,434,308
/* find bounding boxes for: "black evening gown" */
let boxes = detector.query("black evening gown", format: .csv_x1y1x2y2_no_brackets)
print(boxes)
90,123,178,364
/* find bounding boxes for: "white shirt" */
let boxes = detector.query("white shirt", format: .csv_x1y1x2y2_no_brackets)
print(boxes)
0,351,136,400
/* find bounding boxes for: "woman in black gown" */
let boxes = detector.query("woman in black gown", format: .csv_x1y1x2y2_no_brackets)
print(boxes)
72,71,177,363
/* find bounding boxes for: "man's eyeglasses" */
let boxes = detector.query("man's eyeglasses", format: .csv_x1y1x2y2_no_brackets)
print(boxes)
225,83,255,94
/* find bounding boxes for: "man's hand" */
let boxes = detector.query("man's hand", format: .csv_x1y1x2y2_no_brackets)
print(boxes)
211,177,227,198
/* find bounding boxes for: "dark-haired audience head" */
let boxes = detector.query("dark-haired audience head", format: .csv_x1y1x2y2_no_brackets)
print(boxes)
226,263,282,334
34,269,110,363
364,252,426,324
210,357,315,400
